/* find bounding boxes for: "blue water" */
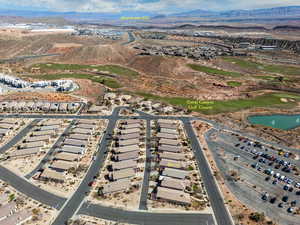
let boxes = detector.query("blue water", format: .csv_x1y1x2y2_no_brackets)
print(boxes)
248,114,300,130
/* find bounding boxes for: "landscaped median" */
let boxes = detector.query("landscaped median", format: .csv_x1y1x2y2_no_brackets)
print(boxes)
134,92,300,115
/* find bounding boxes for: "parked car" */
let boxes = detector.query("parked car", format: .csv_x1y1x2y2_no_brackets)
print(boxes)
282,196,289,202
270,197,277,204
287,207,294,213
291,200,297,207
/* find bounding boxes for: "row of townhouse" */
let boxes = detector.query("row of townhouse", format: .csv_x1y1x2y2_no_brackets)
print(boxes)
149,119,192,206
98,119,145,196
38,119,98,183
0,101,80,113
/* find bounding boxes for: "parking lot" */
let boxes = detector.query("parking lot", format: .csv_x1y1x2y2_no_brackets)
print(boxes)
205,129,300,225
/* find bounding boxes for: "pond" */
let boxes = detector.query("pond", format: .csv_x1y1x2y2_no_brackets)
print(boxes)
248,114,300,130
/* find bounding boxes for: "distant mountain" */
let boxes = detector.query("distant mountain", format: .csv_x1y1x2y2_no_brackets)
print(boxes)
169,6,300,18
0,6,299,23
170,10,218,18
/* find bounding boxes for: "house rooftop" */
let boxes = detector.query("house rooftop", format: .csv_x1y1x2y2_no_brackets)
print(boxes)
159,152,186,161
20,141,44,149
69,134,90,141
63,139,87,147
72,128,92,135
160,176,190,191
157,119,176,125
9,148,40,158
158,145,182,153
117,133,140,140
25,135,50,143
50,160,76,171
40,168,65,182
159,138,180,146
115,145,140,154
118,138,140,147
157,133,178,140
39,125,60,131
112,159,137,170
115,150,139,161
60,145,85,155
113,168,135,180
162,168,189,179
76,123,96,130
120,128,140,135
54,152,80,161
156,187,191,205
160,159,186,169
102,179,131,195
122,119,142,125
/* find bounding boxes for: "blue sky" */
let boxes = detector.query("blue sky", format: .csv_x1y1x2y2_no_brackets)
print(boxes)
0,0,299,13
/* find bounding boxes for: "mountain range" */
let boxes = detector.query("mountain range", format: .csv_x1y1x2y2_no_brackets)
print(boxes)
0,6,299,22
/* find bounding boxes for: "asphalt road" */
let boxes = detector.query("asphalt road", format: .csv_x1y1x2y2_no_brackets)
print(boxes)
25,120,76,179
183,122,234,225
79,202,216,225
0,119,41,154
51,108,120,225
0,166,66,208
138,119,151,210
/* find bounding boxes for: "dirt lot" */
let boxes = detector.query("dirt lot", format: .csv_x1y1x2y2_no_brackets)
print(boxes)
0,92,79,102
